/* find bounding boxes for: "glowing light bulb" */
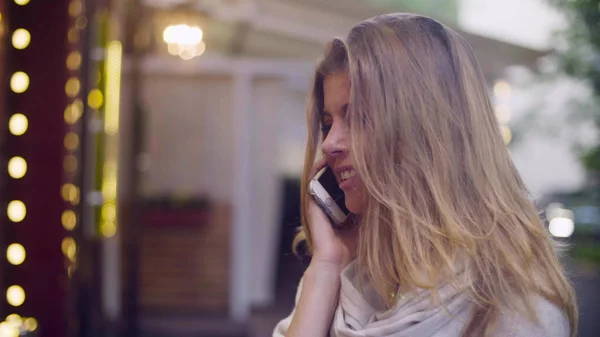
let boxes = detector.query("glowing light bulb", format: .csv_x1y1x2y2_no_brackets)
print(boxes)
6,244,25,265
6,286,25,307
63,155,78,173
23,317,37,332
9,114,28,136
8,157,27,179
69,0,82,17
66,51,82,70
11,29,31,49
7,201,26,223
64,132,79,150
10,72,29,93
61,210,77,231
65,77,81,97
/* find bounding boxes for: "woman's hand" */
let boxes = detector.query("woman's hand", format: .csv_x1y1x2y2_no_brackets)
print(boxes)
284,157,359,337
307,157,358,272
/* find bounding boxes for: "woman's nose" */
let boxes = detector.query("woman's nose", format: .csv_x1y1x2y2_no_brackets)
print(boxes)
321,123,347,158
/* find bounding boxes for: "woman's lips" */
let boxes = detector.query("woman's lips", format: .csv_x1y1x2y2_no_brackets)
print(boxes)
339,175,357,190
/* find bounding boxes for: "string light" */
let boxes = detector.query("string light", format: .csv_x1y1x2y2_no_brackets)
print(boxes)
65,77,81,97
68,27,79,43
61,183,80,204
64,132,79,150
66,51,82,70
8,114,28,136
10,72,29,93
23,318,37,332
6,286,25,307
6,244,26,265
63,155,78,173
64,103,83,124
7,156,27,179
75,16,87,30
7,201,26,223
61,237,76,262
14,0,30,6
11,29,31,50
69,0,83,17
61,210,77,231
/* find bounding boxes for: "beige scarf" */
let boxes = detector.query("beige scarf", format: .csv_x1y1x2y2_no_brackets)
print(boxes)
273,261,569,337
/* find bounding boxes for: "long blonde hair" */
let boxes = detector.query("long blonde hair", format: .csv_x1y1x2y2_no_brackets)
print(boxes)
295,13,577,336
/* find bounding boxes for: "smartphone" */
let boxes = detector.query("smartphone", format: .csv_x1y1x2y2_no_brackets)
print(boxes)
309,166,350,225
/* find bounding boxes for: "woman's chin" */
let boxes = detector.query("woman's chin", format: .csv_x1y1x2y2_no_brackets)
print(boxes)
344,193,363,214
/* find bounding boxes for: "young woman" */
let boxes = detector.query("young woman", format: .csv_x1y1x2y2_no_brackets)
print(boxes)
273,13,577,337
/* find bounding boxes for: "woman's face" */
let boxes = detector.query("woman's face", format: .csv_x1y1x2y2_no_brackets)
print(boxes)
321,72,365,214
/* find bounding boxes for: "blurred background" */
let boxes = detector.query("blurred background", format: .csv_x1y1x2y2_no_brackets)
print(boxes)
0,0,598,336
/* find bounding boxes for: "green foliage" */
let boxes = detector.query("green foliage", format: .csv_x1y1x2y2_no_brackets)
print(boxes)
572,241,600,265
548,0,600,174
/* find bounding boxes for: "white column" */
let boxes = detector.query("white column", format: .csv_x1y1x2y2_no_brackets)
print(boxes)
230,69,253,322
102,236,121,320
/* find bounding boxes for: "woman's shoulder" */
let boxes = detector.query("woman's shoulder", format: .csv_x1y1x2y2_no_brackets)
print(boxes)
494,296,570,337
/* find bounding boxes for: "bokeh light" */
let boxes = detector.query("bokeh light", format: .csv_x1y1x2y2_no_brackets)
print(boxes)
64,103,82,124
65,77,81,98
101,222,117,237
10,72,29,93
66,51,82,70
61,237,77,262
61,210,77,231
6,244,25,266
493,80,511,100
61,237,74,255
549,217,575,238
8,157,27,179
8,114,28,136
11,29,31,50
5,314,21,323
494,104,511,124
69,0,82,17
102,204,116,222
163,24,206,60
23,317,37,332
7,201,26,223
0,322,18,337
14,0,30,6
64,132,79,150
500,125,512,145
75,16,87,30
68,27,79,43
61,183,80,204
6,286,25,307
87,89,104,109
63,155,78,173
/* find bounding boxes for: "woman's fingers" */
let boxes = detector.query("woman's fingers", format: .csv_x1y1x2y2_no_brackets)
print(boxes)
309,156,328,180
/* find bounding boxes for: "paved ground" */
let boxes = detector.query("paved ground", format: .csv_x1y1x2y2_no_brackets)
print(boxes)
570,261,600,337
